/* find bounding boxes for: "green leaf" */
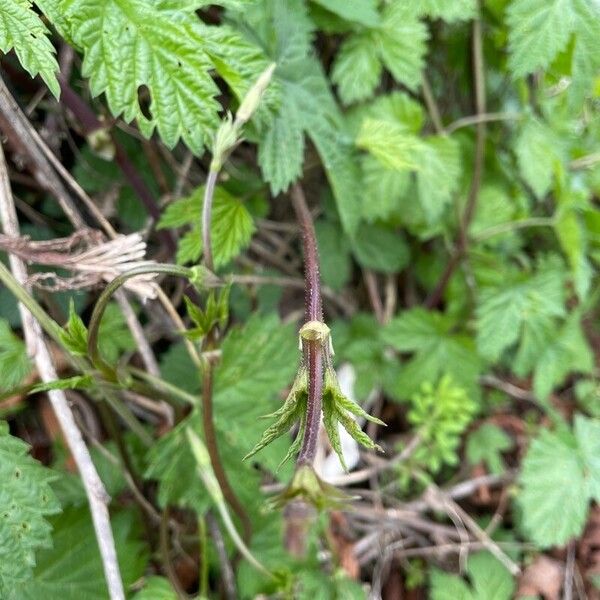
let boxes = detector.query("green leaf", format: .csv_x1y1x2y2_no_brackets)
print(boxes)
506,0,577,77
416,136,461,222
430,552,515,600
377,3,428,91
0,0,60,97
384,308,482,399
158,185,255,268
515,118,561,199
0,319,31,392
531,312,593,400
249,1,361,233
10,508,147,599
476,258,566,363
418,0,478,22
315,220,352,291
98,302,135,363
60,0,221,153
310,0,379,27
60,300,89,357
356,118,422,170
0,422,60,592
133,577,177,600
466,424,514,475
331,35,381,105
147,315,297,510
351,223,410,273
517,419,600,547
257,104,305,194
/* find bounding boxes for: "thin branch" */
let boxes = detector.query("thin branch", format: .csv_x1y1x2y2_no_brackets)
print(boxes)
425,15,486,308
421,75,444,134
201,169,218,272
444,111,521,134
0,141,125,599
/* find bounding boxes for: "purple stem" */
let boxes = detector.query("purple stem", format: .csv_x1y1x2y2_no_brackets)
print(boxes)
290,184,323,466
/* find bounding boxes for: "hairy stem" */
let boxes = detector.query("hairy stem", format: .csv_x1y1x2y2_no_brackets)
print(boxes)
290,184,324,466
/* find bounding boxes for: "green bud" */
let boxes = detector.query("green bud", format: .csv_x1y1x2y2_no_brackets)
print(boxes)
235,62,277,127
211,113,239,171
268,465,352,511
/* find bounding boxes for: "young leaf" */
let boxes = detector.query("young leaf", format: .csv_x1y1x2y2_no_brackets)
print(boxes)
0,0,60,97
409,376,477,473
158,185,255,268
0,319,31,391
466,424,514,475
59,300,88,357
0,421,60,593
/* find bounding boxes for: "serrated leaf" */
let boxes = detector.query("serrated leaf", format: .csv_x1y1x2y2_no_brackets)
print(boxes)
416,136,461,222
515,118,561,199
518,426,591,547
384,308,482,399
356,118,422,170
0,422,60,592
331,35,381,105
574,415,600,500
258,103,304,195
506,0,578,77
532,312,593,399
378,3,428,91
466,424,513,475
61,0,221,153
10,508,147,599
158,185,255,268
430,552,515,600
0,319,31,392
476,259,566,363
0,0,60,97
418,0,478,22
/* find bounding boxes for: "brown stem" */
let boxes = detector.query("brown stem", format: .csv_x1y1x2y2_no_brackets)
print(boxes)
58,80,176,253
290,184,324,467
201,360,252,542
425,15,486,309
